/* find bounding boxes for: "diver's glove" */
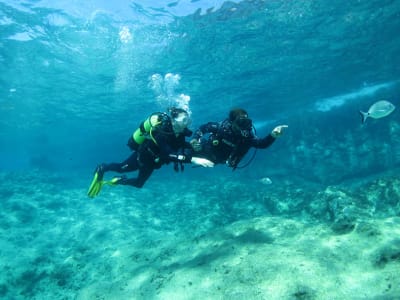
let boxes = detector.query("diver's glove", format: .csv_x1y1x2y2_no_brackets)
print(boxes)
191,157,214,168
271,125,288,138
190,139,202,152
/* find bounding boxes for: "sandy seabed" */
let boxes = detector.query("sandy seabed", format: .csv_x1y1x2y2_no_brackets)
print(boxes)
1,170,399,299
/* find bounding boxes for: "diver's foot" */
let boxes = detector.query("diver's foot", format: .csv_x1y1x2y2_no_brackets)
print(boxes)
94,164,105,181
111,175,127,185
101,175,127,186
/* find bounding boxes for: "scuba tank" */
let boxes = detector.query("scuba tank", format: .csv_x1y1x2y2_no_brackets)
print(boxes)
127,112,166,150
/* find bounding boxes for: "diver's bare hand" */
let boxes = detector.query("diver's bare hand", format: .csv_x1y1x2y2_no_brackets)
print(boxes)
191,157,214,167
271,125,288,138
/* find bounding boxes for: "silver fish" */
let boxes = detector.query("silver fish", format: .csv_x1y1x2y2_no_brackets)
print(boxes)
359,100,395,123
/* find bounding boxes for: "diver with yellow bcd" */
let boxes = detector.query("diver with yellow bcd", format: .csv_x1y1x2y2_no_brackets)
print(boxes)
87,107,214,197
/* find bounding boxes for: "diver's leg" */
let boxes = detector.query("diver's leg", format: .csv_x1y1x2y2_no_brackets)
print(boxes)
117,166,154,188
89,153,139,197
98,152,139,176
100,150,155,188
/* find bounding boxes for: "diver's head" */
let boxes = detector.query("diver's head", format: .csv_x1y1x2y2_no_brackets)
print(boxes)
229,108,253,138
169,107,191,134
229,108,248,122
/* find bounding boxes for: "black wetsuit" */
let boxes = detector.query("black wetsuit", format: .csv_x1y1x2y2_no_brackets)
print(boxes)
102,115,193,188
193,119,275,169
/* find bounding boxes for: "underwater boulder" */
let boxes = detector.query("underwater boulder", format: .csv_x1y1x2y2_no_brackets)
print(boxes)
330,216,356,235
290,284,317,300
355,221,381,237
372,239,400,268
361,177,400,216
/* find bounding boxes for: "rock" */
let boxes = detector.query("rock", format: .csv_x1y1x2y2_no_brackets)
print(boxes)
330,216,355,235
373,239,400,267
355,221,381,237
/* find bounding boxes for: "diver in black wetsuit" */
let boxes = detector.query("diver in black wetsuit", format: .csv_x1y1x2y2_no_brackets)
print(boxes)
87,107,213,197
190,108,288,170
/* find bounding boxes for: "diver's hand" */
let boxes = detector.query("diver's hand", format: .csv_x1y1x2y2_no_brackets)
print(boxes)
271,125,288,138
191,157,214,168
190,139,202,152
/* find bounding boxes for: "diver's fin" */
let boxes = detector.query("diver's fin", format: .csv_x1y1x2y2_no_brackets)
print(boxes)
359,110,369,124
87,172,103,198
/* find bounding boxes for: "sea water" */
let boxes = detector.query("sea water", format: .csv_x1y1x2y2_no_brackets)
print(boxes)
1,0,400,299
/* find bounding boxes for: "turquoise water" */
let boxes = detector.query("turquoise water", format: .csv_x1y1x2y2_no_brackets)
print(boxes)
1,1,400,299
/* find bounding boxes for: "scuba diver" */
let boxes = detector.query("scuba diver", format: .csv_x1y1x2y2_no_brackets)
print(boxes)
190,108,288,170
88,107,214,197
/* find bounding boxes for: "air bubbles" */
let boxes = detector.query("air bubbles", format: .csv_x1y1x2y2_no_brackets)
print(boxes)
149,73,191,114
164,73,181,95
176,94,191,115
119,26,132,44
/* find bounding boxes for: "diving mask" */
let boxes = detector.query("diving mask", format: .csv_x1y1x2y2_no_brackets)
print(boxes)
232,117,253,137
172,112,191,133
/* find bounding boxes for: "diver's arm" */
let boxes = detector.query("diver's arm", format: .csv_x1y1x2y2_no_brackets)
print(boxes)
252,125,288,149
251,134,276,149
156,135,214,167
184,128,193,137
155,135,192,163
